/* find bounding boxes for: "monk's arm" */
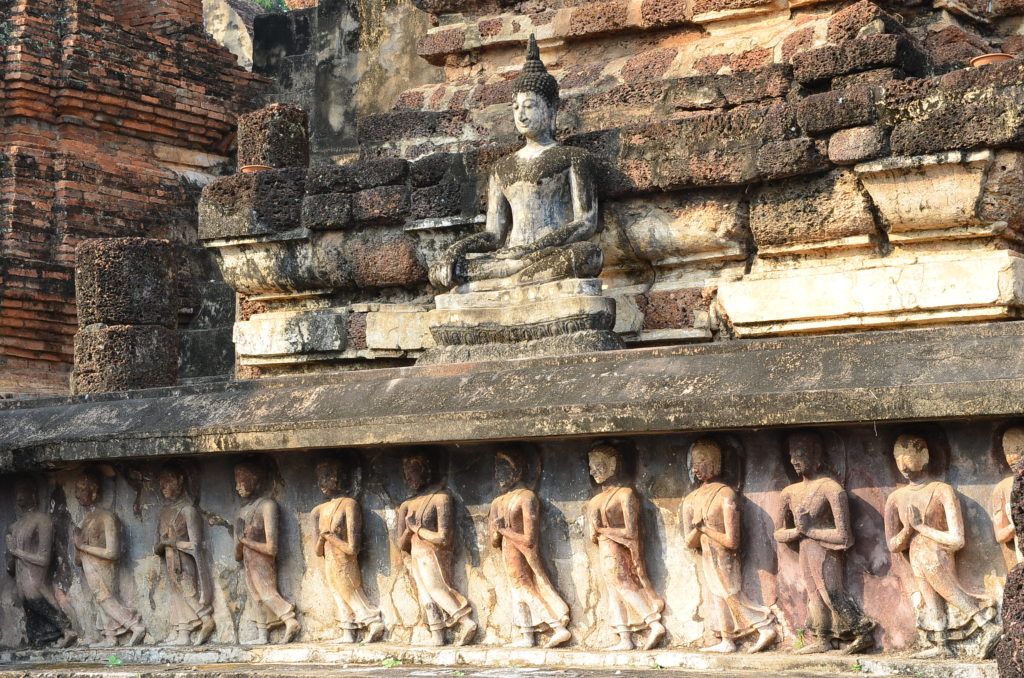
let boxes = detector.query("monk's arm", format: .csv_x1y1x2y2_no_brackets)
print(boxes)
10,521,53,567
429,174,506,288
78,515,120,561
241,501,279,556
586,499,600,545
993,486,1015,545
914,486,966,550
499,493,539,549
397,504,413,553
681,501,701,550
488,501,502,549
702,492,742,551
773,491,800,544
599,491,639,548
178,505,202,552
326,501,361,556
415,496,452,549
884,495,912,553
806,488,853,547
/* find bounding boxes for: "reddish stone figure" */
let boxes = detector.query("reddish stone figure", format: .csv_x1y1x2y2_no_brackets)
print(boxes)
233,461,301,644
155,464,215,646
992,427,1024,571
397,453,477,646
310,457,385,643
489,449,571,648
774,432,875,655
586,442,666,651
5,478,77,648
72,470,146,647
885,434,1000,659
681,439,777,653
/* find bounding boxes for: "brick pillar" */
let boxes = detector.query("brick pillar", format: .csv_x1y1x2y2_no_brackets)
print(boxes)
110,0,204,35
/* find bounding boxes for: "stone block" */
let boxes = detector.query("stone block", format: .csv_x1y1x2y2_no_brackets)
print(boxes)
640,0,691,26
72,324,178,393
750,169,877,250
345,231,427,289
76,238,176,328
352,158,409,190
411,182,463,220
301,193,353,230
692,0,784,23
199,169,307,239
306,166,359,195
416,28,467,66
828,126,888,165
831,67,905,89
237,103,310,169
797,87,877,135
998,564,1024,677
411,153,459,187
352,185,412,225
366,306,436,350
792,34,928,85
567,0,629,37
639,287,712,330
826,0,907,44
756,138,828,180
233,308,349,365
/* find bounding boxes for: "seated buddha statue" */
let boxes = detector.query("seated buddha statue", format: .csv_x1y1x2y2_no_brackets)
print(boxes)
429,36,602,291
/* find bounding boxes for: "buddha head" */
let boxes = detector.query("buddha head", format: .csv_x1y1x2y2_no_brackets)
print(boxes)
894,434,930,482
495,449,526,493
513,35,559,142
75,469,102,508
788,431,824,479
158,463,187,502
316,457,346,498
690,438,723,484
234,460,267,499
1004,427,1024,471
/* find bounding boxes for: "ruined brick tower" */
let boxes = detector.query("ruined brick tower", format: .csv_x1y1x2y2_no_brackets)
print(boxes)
0,0,265,396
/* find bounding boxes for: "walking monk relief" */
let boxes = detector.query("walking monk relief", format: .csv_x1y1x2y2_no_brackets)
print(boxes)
992,426,1024,570
154,463,215,646
310,457,385,643
396,452,477,646
681,439,777,653
5,478,77,648
233,460,301,644
72,469,147,646
586,442,665,651
774,431,875,655
884,434,1001,659
489,449,571,648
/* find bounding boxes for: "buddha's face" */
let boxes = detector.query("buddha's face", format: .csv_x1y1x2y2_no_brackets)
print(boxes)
495,454,521,492
589,447,618,484
75,475,100,508
894,435,929,480
789,435,821,478
317,461,344,497
690,441,721,483
513,92,554,141
159,471,184,501
14,481,36,512
403,455,430,493
1004,428,1024,469
234,466,261,499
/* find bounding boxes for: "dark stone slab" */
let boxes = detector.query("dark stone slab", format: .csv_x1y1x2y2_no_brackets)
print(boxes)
5,321,1024,470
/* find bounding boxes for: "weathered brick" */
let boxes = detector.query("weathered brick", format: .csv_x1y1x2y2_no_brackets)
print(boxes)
792,34,928,84
352,185,412,224
828,125,887,164
797,86,877,135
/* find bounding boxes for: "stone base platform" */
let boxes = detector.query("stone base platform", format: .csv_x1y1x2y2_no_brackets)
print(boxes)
0,644,996,678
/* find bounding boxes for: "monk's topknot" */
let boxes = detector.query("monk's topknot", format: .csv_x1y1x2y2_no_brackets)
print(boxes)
513,35,559,109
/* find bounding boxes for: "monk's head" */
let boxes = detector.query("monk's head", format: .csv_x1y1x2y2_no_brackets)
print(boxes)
14,477,37,513
1004,427,1024,470
234,460,266,499
894,434,930,480
158,463,187,502
787,431,824,479
690,439,723,484
495,450,525,492
75,469,102,508
316,457,346,498
588,443,622,485
402,453,432,493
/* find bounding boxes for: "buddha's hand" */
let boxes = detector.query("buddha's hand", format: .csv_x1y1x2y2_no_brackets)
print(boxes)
494,246,531,260
429,255,457,289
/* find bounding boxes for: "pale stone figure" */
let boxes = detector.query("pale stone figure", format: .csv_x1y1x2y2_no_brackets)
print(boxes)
488,449,571,648
681,439,776,653
154,463,215,646
233,460,301,644
774,432,875,655
5,478,77,647
885,434,1000,659
397,452,477,646
72,469,146,646
586,442,666,651
992,427,1024,571
429,35,600,291
310,457,385,643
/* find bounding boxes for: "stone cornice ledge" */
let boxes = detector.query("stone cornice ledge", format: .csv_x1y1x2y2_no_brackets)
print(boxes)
3,321,1024,471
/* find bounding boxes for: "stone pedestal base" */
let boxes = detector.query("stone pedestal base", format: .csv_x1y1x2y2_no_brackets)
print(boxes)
421,278,621,363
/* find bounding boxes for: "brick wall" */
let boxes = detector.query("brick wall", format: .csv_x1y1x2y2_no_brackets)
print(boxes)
0,0,267,396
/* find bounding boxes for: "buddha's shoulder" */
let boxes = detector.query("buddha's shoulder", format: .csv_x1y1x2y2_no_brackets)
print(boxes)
494,144,596,183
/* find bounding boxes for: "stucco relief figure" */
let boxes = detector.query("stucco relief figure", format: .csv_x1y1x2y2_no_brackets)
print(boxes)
72,469,146,646
586,442,666,651
233,460,301,644
681,439,777,653
154,464,215,646
397,452,477,646
992,427,1024,570
774,432,875,655
429,35,600,291
310,457,385,643
5,478,77,647
489,449,571,648
885,434,1000,659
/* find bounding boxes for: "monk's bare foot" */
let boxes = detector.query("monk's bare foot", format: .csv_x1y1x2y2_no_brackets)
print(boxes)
643,621,665,650
701,639,736,653
610,635,634,652
282,618,301,644
195,618,216,646
128,625,146,646
56,631,78,648
794,640,830,655
911,644,952,660
510,632,534,648
841,632,873,655
365,622,385,643
454,618,477,646
426,629,445,646
337,629,356,644
748,627,777,654
977,623,1001,659
544,626,571,649
168,629,190,646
